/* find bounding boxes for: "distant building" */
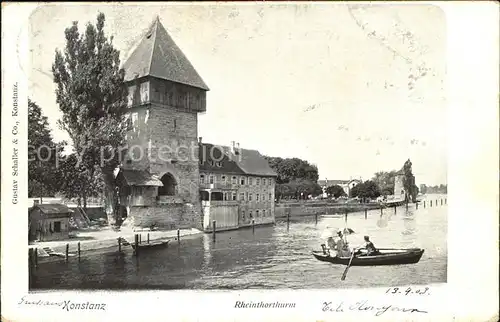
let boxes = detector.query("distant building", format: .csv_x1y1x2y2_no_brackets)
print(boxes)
317,179,361,197
394,169,406,201
199,141,278,231
29,203,73,241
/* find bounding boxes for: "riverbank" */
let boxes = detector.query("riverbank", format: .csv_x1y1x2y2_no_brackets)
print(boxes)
275,201,386,219
29,227,203,260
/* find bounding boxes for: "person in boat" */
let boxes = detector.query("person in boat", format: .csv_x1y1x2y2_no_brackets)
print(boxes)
333,230,351,257
354,235,380,256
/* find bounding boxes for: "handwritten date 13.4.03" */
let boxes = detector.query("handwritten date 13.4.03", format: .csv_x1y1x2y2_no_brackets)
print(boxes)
386,286,430,296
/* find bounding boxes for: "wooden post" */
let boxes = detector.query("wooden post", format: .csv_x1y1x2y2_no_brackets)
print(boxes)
287,212,290,224
380,207,383,216
252,219,255,234
139,234,141,244
406,201,408,210
118,237,122,252
315,212,318,225
441,199,443,206
394,206,397,214
212,220,216,241
430,200,432,207
177,229,180,243
147,233,150,244
364,208,367,219
416,202,419,209
344,212,347,223
34,248,38,268
445,198,447,205
65,243,69,262
28,249,33,286
134,234,139,256
436,199,438,206
78,242,81,260
424,200,426,208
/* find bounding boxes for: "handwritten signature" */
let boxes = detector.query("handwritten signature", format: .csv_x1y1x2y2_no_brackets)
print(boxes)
18,296,106,311
322,300,428,316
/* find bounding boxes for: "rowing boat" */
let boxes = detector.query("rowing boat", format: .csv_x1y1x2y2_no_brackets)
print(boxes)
131,239,170,250
312,248,424,266
118,237,171,251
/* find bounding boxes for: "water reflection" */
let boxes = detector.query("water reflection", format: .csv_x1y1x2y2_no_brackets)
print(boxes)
402,209,417,236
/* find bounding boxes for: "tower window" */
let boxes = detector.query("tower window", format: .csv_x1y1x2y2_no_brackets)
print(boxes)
200,174,205,183
174,119,177,129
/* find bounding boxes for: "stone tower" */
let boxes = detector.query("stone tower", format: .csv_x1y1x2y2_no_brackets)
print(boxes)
117,17,209,230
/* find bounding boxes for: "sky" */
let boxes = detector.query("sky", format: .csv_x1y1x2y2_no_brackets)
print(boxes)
28,3,447,186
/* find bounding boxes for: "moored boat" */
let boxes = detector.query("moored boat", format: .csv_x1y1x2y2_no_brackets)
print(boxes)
119,238,171,250
312,248,424,266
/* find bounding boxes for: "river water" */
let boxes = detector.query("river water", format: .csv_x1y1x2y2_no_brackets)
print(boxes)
31,194,447,290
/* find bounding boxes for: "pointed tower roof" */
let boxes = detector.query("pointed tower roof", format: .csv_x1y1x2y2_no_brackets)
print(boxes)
122,17,209,91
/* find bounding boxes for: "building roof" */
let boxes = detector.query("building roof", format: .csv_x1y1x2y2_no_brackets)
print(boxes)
31,204,73,215
122,17,209,91
118,169,164,186
199,143,278,177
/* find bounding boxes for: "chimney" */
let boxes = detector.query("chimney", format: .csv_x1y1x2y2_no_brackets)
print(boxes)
236,142,240,149
198,137,202,143
33,199,40,206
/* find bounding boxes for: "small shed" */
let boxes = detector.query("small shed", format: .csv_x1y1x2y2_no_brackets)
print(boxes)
29,204,73,242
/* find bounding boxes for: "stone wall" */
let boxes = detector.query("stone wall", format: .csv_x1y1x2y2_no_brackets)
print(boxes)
274,202,383,218
126,203,196,230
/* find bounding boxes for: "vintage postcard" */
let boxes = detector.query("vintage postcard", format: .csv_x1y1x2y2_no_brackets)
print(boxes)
1,2,498,321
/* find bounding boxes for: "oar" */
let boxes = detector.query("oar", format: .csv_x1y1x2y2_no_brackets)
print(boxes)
340,251,356,281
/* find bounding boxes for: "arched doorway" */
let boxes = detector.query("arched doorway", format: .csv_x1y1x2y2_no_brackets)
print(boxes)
158,173,177,196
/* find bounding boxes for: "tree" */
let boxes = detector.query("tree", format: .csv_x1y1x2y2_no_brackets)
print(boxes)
57,153,104,210
28,99,63,199
350,180,381,200
264,156,319,184
325,185,346,198
372,170,397,196
52,13,129,225
402,159,417,202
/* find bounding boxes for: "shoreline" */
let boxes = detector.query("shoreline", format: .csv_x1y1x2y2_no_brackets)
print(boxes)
29,228,203,261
